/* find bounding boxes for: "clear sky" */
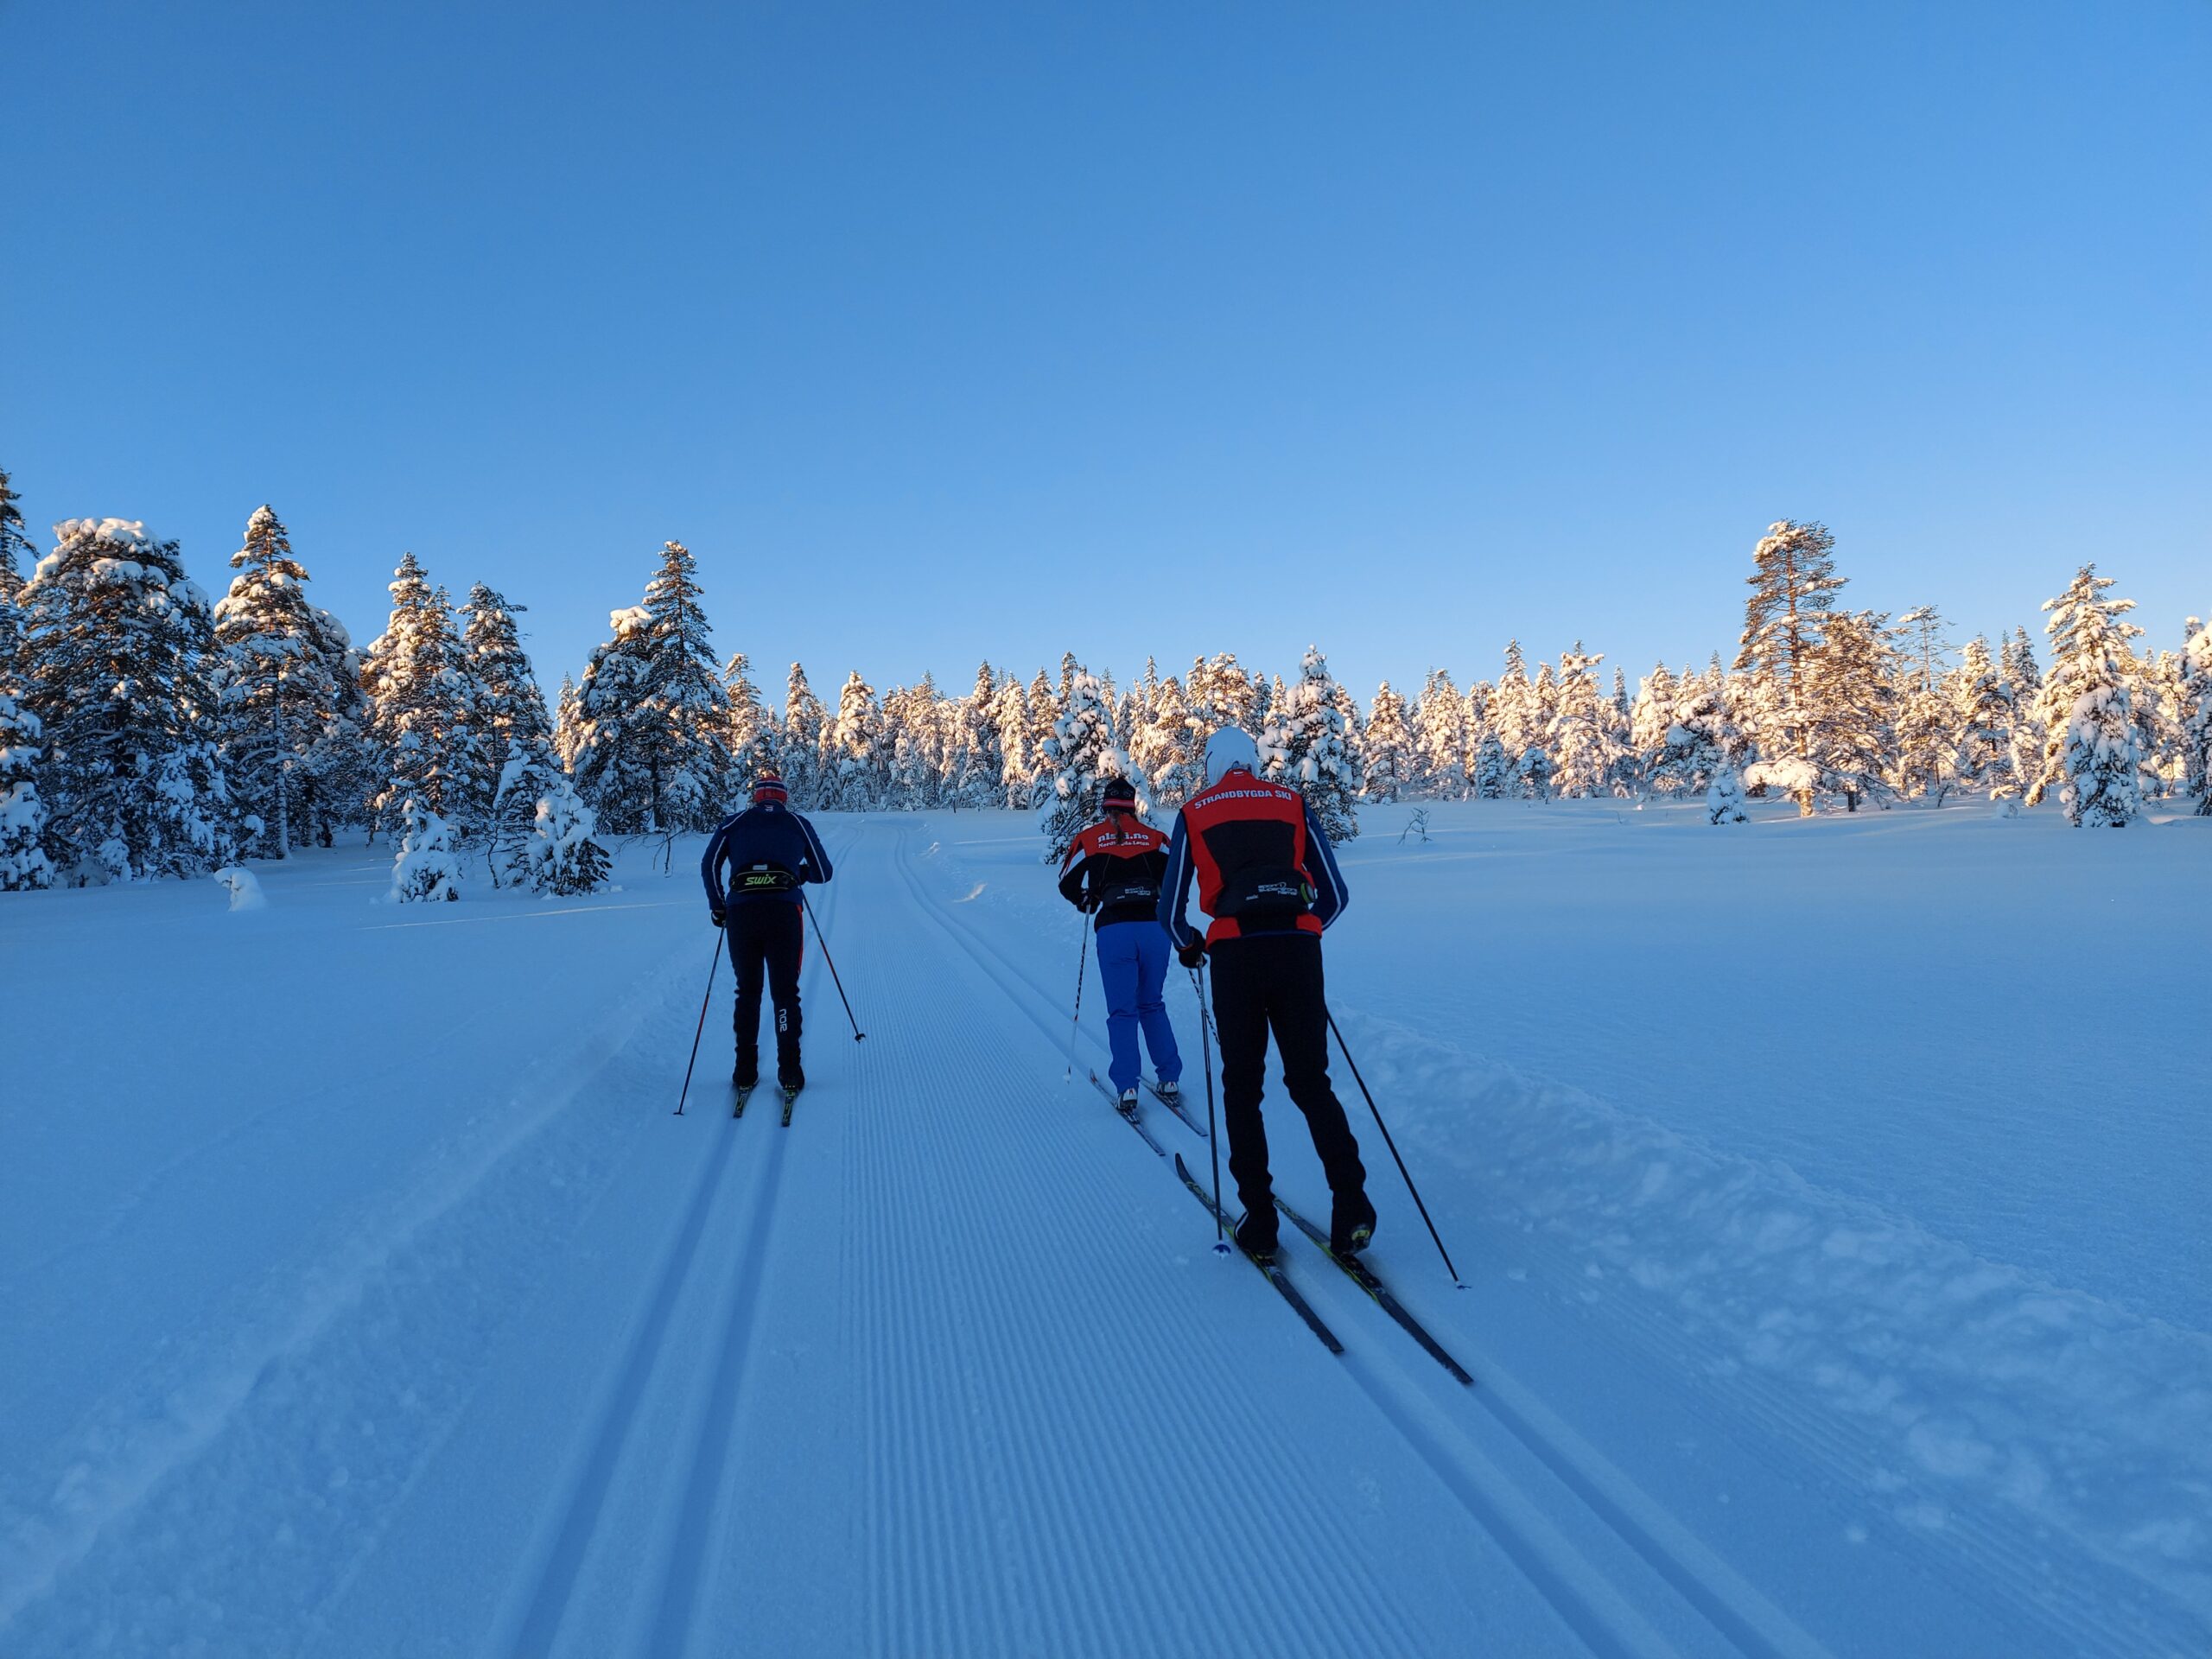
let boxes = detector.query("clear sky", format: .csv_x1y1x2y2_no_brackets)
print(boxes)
4,0,2206,701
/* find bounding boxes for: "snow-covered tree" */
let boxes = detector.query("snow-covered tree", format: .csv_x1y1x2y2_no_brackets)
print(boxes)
1952,635,2017,799
388,797,461,902
1629,664,1679,792
1516,742,1554,802
1412,669,1468,798
779,663,828,809
553,674,583,768
1471,731,1512,798
359,555,477,837
1891,605,1960,804
1130,672,1202,809
1362,682,1414,804
569,606,656,832
1491,641,1541,763
0,467,33,602
1706,763,1748,823
1653,673,1739,797
721,652,773,788
1804,609,1898,812
0,475,50,888
492,739,608,894
461,583,552,758
1735,519,1846,813
1259,645,1360,840
2182,617,2212,816
1039,669,1135,860
1548,643,1616,798
19,518,235,883
988,671,1038,808
824,671,886,810
211,507,361,856
2031,564,2143,827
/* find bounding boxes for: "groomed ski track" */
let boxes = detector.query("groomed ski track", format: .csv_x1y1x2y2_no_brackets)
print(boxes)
11,815,2181,1656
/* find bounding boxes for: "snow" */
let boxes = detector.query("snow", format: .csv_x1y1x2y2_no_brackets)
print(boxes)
2,798,2207,1656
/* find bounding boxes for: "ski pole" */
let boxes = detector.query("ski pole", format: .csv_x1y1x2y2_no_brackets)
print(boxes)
673,929,724,1117
1326,1009,1464,1287
800,890,865,1041
1064,921,1090,1082
1191,963,1227,1252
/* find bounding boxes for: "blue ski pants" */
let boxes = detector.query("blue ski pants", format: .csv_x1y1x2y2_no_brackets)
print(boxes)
1096,919,1182,1094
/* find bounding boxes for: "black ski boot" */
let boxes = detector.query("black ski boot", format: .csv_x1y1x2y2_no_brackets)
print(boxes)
778,1060,806,1095
1331,1191,1377,1256
1235,1208,1280,1263
734,1047,759,1090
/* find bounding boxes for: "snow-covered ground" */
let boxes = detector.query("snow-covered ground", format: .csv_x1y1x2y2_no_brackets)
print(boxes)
3,800,2206,1656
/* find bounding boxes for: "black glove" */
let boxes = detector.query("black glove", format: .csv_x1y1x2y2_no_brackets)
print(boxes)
1177,939,1207,969
1080,891,1103,914
710,907,726,929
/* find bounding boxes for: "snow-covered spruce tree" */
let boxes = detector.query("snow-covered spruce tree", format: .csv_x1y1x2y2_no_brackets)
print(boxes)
2183,617,2212,815
1516,742,1554,802
1735,519,1846,814
1026,669,1059,778
779,662,828,809
1706,762,1748,823
825,671,886,810
1259,645,1360,840
388,796,461,901
1951,635,2017,798
2000,626,2045,795
1548,643,1616,799
211,507,355,856
1491,641,1540,764
1471,732,1512,798
633,541,734,832
1803,609,1898,812
359,555,476,837
1412,669,1467,798
988,671,1036,808
1191,652,1258,737
569,606,657,832
721,652,773,789
0,484,51,888
1130,672,1202,809
1654,673,1739,797
1039,669,1137,861
1362,682,1414,804
953,663,1002,808
461,583,553,761
2031,564,2143,827
493,740,609,894
1891,605,1958,804
553,674,583,768
20,518,235,882
1629,664,1679,793
0,467,33,603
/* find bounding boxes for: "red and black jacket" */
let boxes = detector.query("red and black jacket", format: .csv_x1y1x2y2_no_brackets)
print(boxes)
1058,815,1171,930
1159,771,1349,948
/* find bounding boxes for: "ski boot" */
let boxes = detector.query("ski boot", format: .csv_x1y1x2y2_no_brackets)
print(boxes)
1234,1208,1280,1264
1331,1191,1377,1256
1154,1079,1180,1102
1117,1086,1141,1117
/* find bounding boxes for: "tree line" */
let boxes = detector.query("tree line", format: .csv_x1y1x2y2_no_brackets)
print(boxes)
2,469,2206,898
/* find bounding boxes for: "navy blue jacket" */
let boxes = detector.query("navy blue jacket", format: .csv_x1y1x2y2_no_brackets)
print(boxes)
701,802,834,912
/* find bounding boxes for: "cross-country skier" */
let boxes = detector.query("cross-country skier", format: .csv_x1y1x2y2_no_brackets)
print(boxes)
1159,728,1374,1262
1058,776,1184,1111
701,770,834,1095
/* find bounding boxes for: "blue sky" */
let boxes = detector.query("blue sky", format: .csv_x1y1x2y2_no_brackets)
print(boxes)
4,0,2205,700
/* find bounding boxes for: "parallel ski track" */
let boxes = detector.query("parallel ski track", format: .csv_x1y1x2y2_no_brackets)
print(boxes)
855,820,1439,1656
498,830,855,1659
892,823,1840,1659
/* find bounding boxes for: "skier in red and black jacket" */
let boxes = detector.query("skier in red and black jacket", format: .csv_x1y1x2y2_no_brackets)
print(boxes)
1058,777,1184,1110
1159,728,1373,1262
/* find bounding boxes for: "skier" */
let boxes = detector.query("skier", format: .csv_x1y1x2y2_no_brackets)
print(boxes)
1159,728,1375,1262
1058,776,1184,1111
701,769,835,1096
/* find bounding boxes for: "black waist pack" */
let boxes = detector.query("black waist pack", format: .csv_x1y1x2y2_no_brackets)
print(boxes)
1216,865,1314,930
737,862,798,895
1099,879,1160,909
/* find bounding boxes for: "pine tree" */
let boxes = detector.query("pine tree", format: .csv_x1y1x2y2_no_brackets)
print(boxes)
2182,617,2211,816
461,583,553,757
388,796,461,902
1629,664,1679,793
1654,673,1739,797
1804,609,1898,811
0,467,33,599
1130,673,1201,809
1891,605,1958,804
634,541,734,831
569,606,657,833
19,518,236,882
1491,641,1540,762
0,473,50,888
1412,669,1468,798
779,663,828,809
721,652,772,788
1039,670,1136,860
1548,643,1616,798
1951,635,2018,799
1259,645,1361,840
1706,763,1749,823
1471,732,1512,798
990,671,1037,809
492,738,609,893
359,555,476,836
825,671,886,810
1362,682,1414,804
1735,519,1846,813
2031,565,2143,827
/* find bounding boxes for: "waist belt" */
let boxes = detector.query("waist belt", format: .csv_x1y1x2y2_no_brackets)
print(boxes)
1216,865,1313,929
737,863,798,894
1099,880,1160,908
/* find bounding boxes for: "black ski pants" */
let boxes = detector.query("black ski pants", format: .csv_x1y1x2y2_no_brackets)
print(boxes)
1207,933,1366,1216
727,899,804,1080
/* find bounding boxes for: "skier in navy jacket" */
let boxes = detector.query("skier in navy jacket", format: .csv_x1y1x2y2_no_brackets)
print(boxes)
701,771,834,1092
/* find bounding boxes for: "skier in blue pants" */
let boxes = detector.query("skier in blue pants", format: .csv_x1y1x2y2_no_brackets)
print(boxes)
1058,777,1183,1109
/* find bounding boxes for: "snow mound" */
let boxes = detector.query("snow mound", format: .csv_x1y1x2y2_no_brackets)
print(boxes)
210,866,266,911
